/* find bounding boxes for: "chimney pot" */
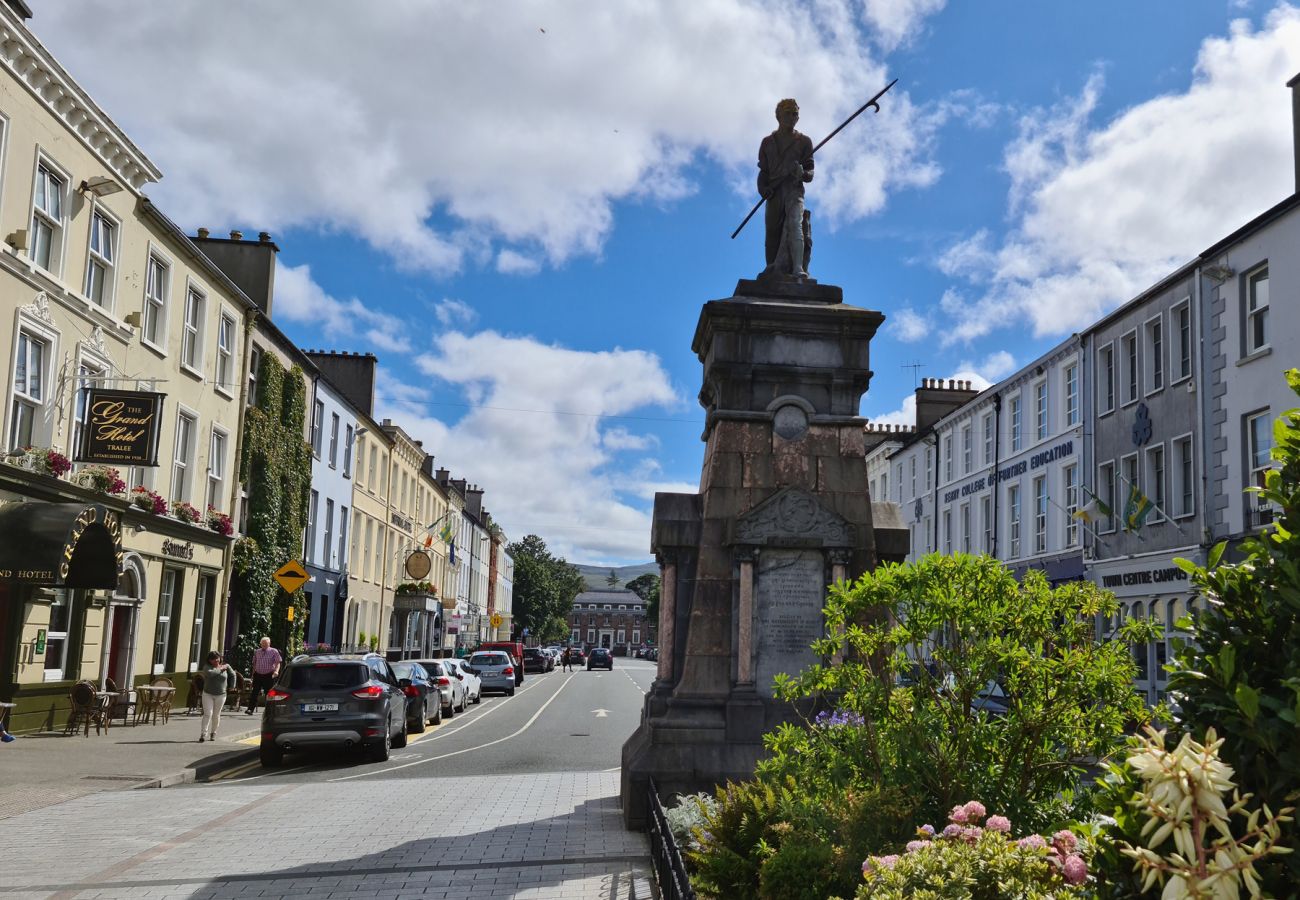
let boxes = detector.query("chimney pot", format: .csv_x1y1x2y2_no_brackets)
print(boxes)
259,231,271,243
196,227,210,239
230,230,243,240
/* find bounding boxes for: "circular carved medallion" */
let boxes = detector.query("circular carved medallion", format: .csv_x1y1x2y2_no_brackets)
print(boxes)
773,404,809,440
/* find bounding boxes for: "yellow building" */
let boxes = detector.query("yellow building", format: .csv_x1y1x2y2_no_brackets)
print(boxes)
0,3,254,730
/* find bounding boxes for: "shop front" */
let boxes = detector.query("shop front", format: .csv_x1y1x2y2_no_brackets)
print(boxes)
1089,547,1204,705
0,495,123,732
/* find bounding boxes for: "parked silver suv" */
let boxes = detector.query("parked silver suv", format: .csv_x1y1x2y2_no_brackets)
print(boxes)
467,650,517,696
259,653,408,767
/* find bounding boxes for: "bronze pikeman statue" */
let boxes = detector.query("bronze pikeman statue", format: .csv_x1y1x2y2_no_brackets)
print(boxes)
731,80,899,279
758,98,814,279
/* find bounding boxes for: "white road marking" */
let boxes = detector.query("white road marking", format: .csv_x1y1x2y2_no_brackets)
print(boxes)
328,672,576,781
592,708,610,717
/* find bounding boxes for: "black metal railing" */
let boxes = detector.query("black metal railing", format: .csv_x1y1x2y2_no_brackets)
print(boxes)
647,777,697,900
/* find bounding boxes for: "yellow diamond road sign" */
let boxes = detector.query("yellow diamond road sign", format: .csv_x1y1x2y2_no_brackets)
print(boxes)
274,560,310,593
490,613,502,629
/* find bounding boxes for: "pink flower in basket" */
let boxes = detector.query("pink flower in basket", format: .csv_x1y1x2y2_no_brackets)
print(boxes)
44,449,72,477
171,501,202,524
206,506,234,536
131,486,168,515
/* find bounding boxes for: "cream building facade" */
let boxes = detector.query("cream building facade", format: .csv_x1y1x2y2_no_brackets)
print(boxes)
0,2,255,731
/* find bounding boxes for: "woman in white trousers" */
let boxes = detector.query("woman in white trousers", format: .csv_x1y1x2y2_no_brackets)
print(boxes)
198,651,234,742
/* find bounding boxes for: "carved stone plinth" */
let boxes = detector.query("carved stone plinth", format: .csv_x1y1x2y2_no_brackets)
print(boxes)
621,279,902,827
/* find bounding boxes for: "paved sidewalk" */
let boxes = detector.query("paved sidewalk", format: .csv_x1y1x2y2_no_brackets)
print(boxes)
0,771,654,899
0,702,260,820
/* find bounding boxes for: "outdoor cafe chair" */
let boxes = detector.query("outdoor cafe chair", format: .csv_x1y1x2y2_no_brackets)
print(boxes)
66,681,110,736
104,676,135,726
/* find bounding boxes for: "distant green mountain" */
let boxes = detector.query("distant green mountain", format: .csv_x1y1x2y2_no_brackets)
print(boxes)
573,561,658,590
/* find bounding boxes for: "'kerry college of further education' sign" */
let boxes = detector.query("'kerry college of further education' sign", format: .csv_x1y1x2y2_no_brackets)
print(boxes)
75,388,165,466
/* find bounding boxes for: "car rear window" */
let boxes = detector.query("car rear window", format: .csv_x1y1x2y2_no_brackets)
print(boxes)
392,662,418,679
470,653,507,666
288,663,369,691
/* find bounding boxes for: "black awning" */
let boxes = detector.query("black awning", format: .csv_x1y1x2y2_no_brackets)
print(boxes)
0,502,123,589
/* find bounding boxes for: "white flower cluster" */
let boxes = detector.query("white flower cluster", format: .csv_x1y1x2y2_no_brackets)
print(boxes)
1121,727,1292,899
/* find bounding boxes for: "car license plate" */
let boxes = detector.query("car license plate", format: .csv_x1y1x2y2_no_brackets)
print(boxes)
301,702,338,713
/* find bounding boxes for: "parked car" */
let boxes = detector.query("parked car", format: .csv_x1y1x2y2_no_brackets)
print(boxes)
567,647,586,665
478,641,525,685
467,650,516,695
523,647,552,673
391,660,441,732
586,647,614,671
259,653,407,766
412,659,467,717
444,657,482,704
612,643,628,657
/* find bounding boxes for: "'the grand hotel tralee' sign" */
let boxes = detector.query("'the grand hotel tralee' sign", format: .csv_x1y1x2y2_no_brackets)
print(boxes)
75,388,165,466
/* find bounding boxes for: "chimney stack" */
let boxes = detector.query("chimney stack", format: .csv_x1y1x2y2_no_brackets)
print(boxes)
1289,73,1300,194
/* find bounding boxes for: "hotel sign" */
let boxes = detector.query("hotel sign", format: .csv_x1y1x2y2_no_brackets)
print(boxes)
75,389,165,466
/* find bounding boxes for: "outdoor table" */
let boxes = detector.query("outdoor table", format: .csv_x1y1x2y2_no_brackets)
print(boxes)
134,686,174,725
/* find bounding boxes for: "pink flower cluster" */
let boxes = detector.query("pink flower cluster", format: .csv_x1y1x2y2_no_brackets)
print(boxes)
44,449,72,477
171,501,203,524
131,486,168,515
206,506,234,537
863,801,1089,887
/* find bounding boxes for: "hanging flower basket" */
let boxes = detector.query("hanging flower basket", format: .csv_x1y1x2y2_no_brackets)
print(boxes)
130,486,167,515
73,464,127,496
171,501,202,524
4,447,72,478
206,506,234,536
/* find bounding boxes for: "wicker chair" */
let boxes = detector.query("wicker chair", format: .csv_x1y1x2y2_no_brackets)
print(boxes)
105,676,136,726
66,681,110,736
150,677,175,725
187,674,205,715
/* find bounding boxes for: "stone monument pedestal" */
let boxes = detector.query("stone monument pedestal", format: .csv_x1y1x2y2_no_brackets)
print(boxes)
621,278,905,828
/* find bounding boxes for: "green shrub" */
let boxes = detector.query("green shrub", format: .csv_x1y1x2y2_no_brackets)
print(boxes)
1166,367,1300,894
768,553,1156,832
687,778,917,899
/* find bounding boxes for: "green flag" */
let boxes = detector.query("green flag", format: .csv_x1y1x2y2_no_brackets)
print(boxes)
1073,488,1112,524
1123,483,1154,532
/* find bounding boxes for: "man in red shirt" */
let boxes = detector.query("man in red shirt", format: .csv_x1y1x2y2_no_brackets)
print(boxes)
246,636,282,715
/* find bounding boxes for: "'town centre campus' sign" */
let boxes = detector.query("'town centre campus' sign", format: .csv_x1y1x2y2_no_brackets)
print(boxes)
75,388,165,466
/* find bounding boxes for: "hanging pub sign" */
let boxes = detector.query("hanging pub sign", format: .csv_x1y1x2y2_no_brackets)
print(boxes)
75,388,165,466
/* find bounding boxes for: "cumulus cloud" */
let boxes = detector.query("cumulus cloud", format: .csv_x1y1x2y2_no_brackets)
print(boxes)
275,262,412,353
374,330,683,561
890,307,931,342
866,355,1012,426
935,5,1300,346
433,299,477,329
33,0,946,277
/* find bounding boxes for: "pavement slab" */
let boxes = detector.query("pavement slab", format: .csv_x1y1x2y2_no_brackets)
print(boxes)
0,772,654,900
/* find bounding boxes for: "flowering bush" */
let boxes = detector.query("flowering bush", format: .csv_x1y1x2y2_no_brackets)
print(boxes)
1116,727,1293,899
171,501,202,524
74,464,126,495
395,581,437,595
859,801,1092,898
5,446,73,477
205,506,233,536
663,792,717,852
130,486,167,514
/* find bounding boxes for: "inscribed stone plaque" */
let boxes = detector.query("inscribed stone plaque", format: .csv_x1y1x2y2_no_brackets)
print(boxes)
754,548,825,697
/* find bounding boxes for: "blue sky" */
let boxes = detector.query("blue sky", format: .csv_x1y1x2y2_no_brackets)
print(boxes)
33,2,1300,564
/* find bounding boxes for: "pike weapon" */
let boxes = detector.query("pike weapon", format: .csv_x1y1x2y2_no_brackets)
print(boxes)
730,77,899,240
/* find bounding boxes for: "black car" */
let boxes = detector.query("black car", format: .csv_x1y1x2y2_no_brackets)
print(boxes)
391,660,442,732
522,647,552,673
587,647,614,670
259,653,407,766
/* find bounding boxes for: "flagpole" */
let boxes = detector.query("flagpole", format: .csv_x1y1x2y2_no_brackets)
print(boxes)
1045,493,1114,555
1114,471,1186,538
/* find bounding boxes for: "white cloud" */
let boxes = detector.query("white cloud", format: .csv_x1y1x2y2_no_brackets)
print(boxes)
890,307,931,342
496,250,542,276
434,299,477,329
33,1,946,277
374,330,682,562
862,0,947,51
275,262,412,353
935,5,1300,346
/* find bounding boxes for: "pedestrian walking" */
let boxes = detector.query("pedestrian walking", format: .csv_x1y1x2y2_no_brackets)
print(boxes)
199,651,234,742
561,647,572,672
246,636,282,715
